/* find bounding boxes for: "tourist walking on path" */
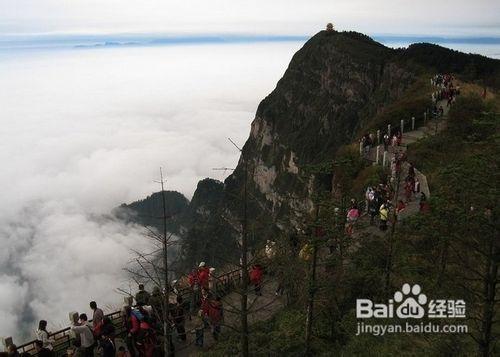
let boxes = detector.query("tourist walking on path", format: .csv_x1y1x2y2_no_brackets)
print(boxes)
383,133,390,151
172,296,187,342
396,200,406,221
346,205,360,235
101,317,116,342
124,306,157,357
408,163,415,179
100,333,116,357
250,264,264,296
365,187,374,213
198,262,210,291
208,296,224,341
379,204,389,231
192,311,205,347
149,286,163,320
419,193,430,213
200,288,212,328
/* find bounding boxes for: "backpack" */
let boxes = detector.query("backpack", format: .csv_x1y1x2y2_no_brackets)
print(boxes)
131,309,145,321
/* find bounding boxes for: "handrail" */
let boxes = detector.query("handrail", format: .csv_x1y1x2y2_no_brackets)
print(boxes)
15,268,242,356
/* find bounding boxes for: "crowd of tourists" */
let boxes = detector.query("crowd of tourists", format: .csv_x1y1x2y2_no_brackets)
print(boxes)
353,74,458,234
186,262,225,348
360,130,403,159
10,301,123,357
352,137,431,234
349,154,428,234
431,73,460,116
16,260,268,357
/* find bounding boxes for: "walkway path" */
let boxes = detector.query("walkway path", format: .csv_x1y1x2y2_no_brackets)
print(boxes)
353,96,450,240
108,281,283,357
176,280,284,356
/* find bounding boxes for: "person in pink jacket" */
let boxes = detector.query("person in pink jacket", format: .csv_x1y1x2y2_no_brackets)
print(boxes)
346,206,360,235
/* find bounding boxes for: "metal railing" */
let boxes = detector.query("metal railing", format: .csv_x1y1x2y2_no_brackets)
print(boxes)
14,268,242,356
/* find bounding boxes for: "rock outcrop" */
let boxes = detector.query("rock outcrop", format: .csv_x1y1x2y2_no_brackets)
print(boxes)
121,30,500,266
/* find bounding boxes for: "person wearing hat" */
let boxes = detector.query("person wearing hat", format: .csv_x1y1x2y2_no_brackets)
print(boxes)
208,268,216,291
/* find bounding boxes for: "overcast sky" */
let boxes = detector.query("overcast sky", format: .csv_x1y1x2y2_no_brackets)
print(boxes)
0,0,499,37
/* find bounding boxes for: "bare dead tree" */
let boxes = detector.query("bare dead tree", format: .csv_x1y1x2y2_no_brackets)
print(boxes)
124,167,184,356
227,137,250,357
304,203,320,356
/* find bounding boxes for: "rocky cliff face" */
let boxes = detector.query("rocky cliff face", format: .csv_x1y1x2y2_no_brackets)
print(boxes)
180,178,237,267
222,31,417,235
120,31,424,259
122,31,500,266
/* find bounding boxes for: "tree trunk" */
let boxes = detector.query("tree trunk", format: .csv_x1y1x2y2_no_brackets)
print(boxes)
304,243,318,356
437,237,449,286
240,158,249,357
385,168,401,298
479,232,499,357
305,204,320,356
160,169,171,357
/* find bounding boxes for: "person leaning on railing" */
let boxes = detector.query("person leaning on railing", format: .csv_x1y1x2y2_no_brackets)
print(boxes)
90,301,104,339
35,320,55,352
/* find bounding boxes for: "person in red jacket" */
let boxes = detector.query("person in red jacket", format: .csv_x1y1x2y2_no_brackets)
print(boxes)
124,307,156,357
188,270,198,287
197,262,210,290
200,288,211,329
249,264,264,296
208,297,224,340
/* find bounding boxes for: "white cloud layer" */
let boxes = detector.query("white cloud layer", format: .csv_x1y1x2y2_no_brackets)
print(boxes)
0,42,303,341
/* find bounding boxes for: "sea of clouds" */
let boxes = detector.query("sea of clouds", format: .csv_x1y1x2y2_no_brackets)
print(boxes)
0,41,303,340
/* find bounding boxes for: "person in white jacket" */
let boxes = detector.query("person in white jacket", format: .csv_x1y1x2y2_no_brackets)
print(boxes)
71,313,95,357
36,320,55,351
